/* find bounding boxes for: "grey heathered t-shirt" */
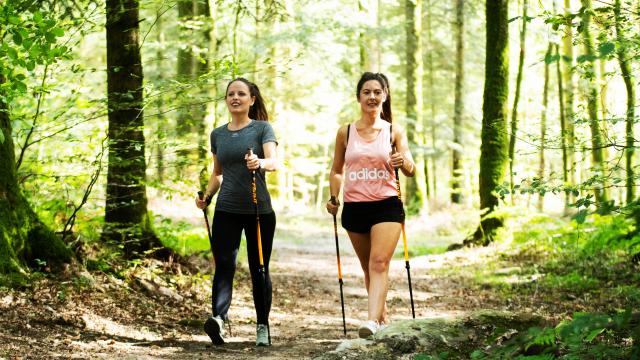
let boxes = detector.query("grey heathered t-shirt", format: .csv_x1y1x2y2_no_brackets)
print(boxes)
211,120,277,215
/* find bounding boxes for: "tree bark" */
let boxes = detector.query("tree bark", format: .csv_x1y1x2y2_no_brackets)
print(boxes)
562,0,577,198
104,0,161,258
555,43,570,211
613,0,635,204
0,73,73,274
404,0,427,214
451,0,465,204
579,0,608,206
424,0,435,199
538,43,552,212
508,0,527,199
464,0,509,246
155,11,166,184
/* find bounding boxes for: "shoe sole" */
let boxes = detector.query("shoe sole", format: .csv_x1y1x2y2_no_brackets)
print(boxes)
204,318,224,345
358,326,374,339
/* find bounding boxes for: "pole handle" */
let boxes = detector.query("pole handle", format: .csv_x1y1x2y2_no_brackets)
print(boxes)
330,195,337,205
197,191,204,200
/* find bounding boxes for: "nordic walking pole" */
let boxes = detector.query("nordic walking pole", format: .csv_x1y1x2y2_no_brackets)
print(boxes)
330,196,347,336
197,191,213,244
392,147,416,319
247,148,271,345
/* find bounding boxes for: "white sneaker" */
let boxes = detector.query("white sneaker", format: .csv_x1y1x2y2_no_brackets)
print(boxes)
378,322,387,332
358,320,378,339
256,324,270,346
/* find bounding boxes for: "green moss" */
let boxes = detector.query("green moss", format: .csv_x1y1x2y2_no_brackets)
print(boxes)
26,224,73,267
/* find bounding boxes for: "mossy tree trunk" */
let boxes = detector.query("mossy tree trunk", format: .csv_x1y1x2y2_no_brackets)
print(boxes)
404,0,427,214
451,0,465,204
614,0,635,204
555,42,570,211
508,0,527,200
466,0,509,246
579,0,608,207
0,74,73,274
104,0,162,258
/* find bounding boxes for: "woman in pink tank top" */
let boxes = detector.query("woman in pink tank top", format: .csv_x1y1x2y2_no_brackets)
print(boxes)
326,72,416,338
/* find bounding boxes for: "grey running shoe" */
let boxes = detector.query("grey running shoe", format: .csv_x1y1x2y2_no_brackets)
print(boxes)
204,316,225,345
256,324,270,346
358,320,378,339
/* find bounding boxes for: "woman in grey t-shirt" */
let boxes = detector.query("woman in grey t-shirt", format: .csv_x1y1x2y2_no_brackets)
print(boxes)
195,78,278,347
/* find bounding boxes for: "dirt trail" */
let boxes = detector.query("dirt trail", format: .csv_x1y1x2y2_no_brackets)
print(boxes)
0,217,482,359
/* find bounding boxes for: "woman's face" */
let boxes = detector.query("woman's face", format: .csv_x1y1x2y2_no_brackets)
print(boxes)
358,80,386,115
225,81,255,115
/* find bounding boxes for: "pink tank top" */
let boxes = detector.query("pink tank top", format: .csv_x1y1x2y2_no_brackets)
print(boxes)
343,122,398,202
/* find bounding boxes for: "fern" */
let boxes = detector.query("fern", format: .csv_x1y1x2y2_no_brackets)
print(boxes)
517,354,555,360
524,327,556,351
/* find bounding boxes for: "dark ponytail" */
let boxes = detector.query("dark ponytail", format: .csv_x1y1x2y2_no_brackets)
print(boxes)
226,77,269,121
355,72,393,123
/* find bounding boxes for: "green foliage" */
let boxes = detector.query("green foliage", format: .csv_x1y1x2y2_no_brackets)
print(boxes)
0,4,71,99
471,311,636,359
154,216,210,256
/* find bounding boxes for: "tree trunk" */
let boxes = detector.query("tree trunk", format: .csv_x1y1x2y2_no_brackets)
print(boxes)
538,43,552,212
579,0,608,207
404,0,427,214
451,0,465,204
555,43,570,211
104,0,161,258
614,0,635,204
155,12,166,184
424,0,435,199
176,0,209,173
0,73,73,274
562,0,576,198
508,0,527,199
176,0,196,169
358,0,368,70
464,0,509,246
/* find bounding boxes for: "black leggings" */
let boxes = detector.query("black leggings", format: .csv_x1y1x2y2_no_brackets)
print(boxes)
210,210,276,325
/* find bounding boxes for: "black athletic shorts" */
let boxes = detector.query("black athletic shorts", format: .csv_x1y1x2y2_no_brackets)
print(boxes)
341,196,405,233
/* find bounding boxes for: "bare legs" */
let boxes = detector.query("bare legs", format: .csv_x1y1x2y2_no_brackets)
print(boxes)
348,222,401,324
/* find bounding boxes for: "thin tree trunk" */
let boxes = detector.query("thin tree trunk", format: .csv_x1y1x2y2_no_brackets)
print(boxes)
155,12,166,184
463,0,509,247
538,43,552,212
404,0,427,214
579,0,608,207
424,0,435,199
451,0,464,204
562,0,576,196
104,0,161,258
555,43,570,211
614,0,636,204
209,0,220,128
176,0,197,173
508,0,527,200
375,0,382,72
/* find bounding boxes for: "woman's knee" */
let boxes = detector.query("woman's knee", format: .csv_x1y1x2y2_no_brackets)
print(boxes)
369,256,390,273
